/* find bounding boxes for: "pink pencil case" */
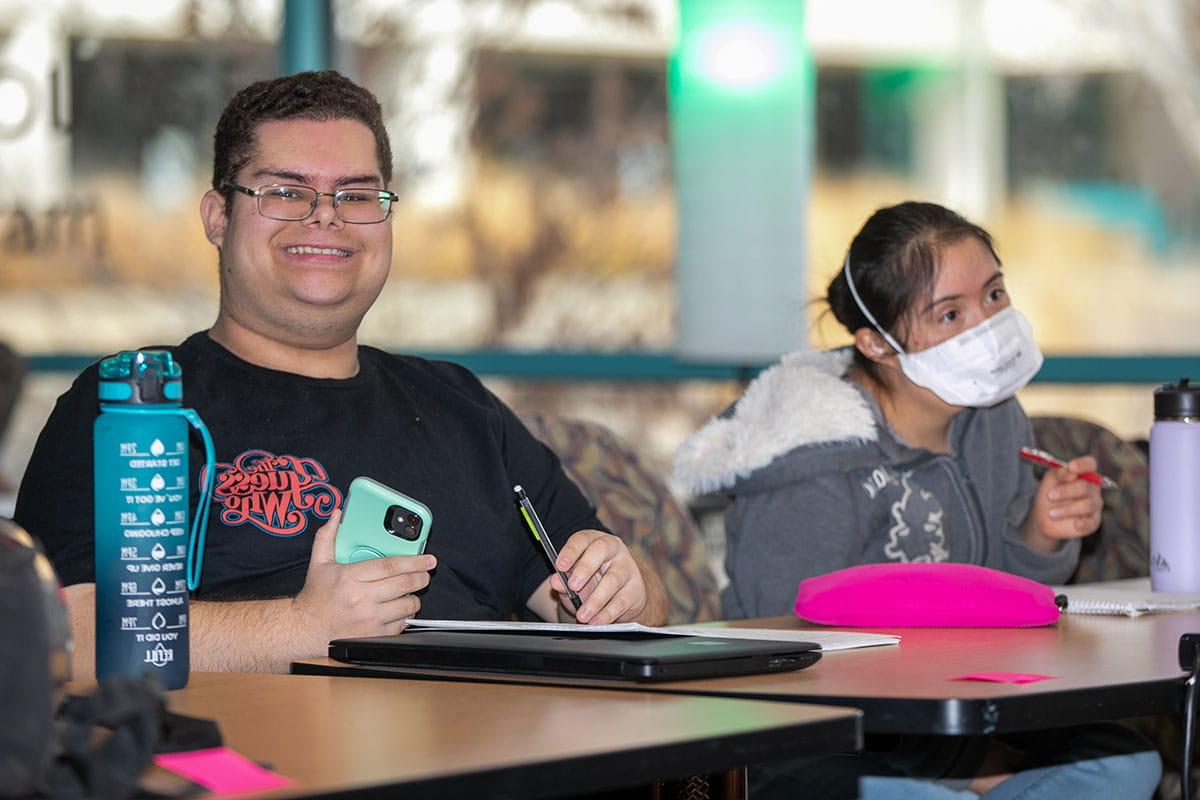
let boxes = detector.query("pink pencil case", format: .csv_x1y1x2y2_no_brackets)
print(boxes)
793,563,1063,628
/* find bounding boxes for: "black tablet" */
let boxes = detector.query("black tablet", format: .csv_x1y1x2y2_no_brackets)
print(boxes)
328,629,821,683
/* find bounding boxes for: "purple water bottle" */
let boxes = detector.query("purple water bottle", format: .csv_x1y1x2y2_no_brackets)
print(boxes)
1150,379,1200,592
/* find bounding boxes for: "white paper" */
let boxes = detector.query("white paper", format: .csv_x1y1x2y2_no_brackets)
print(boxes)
1054,577,1200,618
405,618,899,652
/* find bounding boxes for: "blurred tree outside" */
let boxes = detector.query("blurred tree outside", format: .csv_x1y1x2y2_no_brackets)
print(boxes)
2,0,1200,486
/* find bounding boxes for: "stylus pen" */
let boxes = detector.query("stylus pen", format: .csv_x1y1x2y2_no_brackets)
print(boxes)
513,485,583,610
1019,446,1120,491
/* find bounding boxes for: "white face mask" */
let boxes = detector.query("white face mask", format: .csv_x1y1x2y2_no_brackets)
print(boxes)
843,257,1043,407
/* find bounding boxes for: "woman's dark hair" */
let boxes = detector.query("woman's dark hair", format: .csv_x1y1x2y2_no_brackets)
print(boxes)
825,201,999,379
211,70,393,206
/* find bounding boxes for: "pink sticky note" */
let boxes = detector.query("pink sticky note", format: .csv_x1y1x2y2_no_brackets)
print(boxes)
952,672,1058,685
154,747,293,794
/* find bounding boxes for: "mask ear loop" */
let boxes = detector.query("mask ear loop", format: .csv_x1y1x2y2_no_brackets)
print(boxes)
843,256,907,356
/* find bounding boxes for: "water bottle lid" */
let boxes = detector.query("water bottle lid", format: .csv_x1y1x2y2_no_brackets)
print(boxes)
1155,378,1200,420
98,351,182,404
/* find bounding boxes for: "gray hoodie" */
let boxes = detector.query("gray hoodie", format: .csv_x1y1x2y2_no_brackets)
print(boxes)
674,347,1079,619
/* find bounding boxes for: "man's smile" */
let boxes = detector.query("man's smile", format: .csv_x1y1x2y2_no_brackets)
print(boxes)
282,244,356,260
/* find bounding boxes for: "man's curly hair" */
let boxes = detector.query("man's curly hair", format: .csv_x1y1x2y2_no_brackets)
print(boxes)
212,70,393,202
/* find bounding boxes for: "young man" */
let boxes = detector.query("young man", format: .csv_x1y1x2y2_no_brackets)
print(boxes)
16,71,667,675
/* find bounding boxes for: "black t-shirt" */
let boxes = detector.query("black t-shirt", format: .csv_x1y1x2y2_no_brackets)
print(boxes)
15,332,602,619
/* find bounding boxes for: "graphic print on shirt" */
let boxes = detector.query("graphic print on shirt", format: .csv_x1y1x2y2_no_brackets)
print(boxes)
205,450,342,537
862,467,949,563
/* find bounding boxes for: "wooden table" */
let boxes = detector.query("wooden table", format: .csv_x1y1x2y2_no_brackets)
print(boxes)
650,611,1196,734
104,671,861,798
296,609,1200,736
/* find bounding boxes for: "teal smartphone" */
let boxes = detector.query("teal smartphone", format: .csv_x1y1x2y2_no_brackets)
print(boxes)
335,477,432,563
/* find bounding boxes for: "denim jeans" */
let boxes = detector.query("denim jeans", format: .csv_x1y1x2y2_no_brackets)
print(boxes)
857,748,1161,799
751,724,1162,800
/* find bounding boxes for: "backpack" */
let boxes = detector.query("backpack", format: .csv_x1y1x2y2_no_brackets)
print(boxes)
0,517,70,795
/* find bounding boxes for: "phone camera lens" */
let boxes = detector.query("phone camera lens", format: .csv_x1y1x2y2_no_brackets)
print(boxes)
384,505,422,541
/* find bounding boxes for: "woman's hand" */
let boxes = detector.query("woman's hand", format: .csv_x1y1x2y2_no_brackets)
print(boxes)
1019,455,1103,553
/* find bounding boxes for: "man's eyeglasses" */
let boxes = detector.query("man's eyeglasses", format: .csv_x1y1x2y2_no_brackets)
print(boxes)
224,182,399,224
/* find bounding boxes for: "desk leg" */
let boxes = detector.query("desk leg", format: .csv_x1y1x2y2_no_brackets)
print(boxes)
1180,633,1200,800
717,768,748,800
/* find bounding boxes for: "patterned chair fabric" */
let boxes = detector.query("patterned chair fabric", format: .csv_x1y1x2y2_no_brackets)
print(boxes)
1030,415,1149,584
520,412,721,624
0,342,24,492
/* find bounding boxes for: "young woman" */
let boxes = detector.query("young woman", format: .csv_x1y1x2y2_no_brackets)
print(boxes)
675,201,1161,799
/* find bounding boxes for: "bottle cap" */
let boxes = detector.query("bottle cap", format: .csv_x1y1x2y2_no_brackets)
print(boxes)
98,351,183,404
1154,378,1200,420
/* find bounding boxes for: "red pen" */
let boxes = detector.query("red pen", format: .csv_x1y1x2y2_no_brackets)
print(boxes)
1019,446,1119,491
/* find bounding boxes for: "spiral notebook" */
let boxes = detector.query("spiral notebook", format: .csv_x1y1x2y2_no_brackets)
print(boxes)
1056,578,1200,618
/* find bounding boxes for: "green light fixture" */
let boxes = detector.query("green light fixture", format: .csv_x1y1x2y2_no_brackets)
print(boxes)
684,19,795,92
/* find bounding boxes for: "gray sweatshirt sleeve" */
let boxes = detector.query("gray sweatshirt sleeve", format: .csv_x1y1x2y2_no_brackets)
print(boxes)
722,472,866,619
999,410,1081,584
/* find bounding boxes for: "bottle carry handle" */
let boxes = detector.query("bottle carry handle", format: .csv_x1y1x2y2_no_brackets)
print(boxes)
101,406,216,592
178,409,215,592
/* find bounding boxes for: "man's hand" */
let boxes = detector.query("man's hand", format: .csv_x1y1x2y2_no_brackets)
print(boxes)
289,509,437,654
1020,455,1103,554
64,511,439,677
545,529,667,626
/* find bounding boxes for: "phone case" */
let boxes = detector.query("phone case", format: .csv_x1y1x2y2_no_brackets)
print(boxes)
335,477,432,563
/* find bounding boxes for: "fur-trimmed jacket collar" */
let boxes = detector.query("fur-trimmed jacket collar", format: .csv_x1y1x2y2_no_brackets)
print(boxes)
673,348,882,494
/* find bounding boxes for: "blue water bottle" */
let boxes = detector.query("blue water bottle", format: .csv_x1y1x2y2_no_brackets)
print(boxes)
93,351,214,688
